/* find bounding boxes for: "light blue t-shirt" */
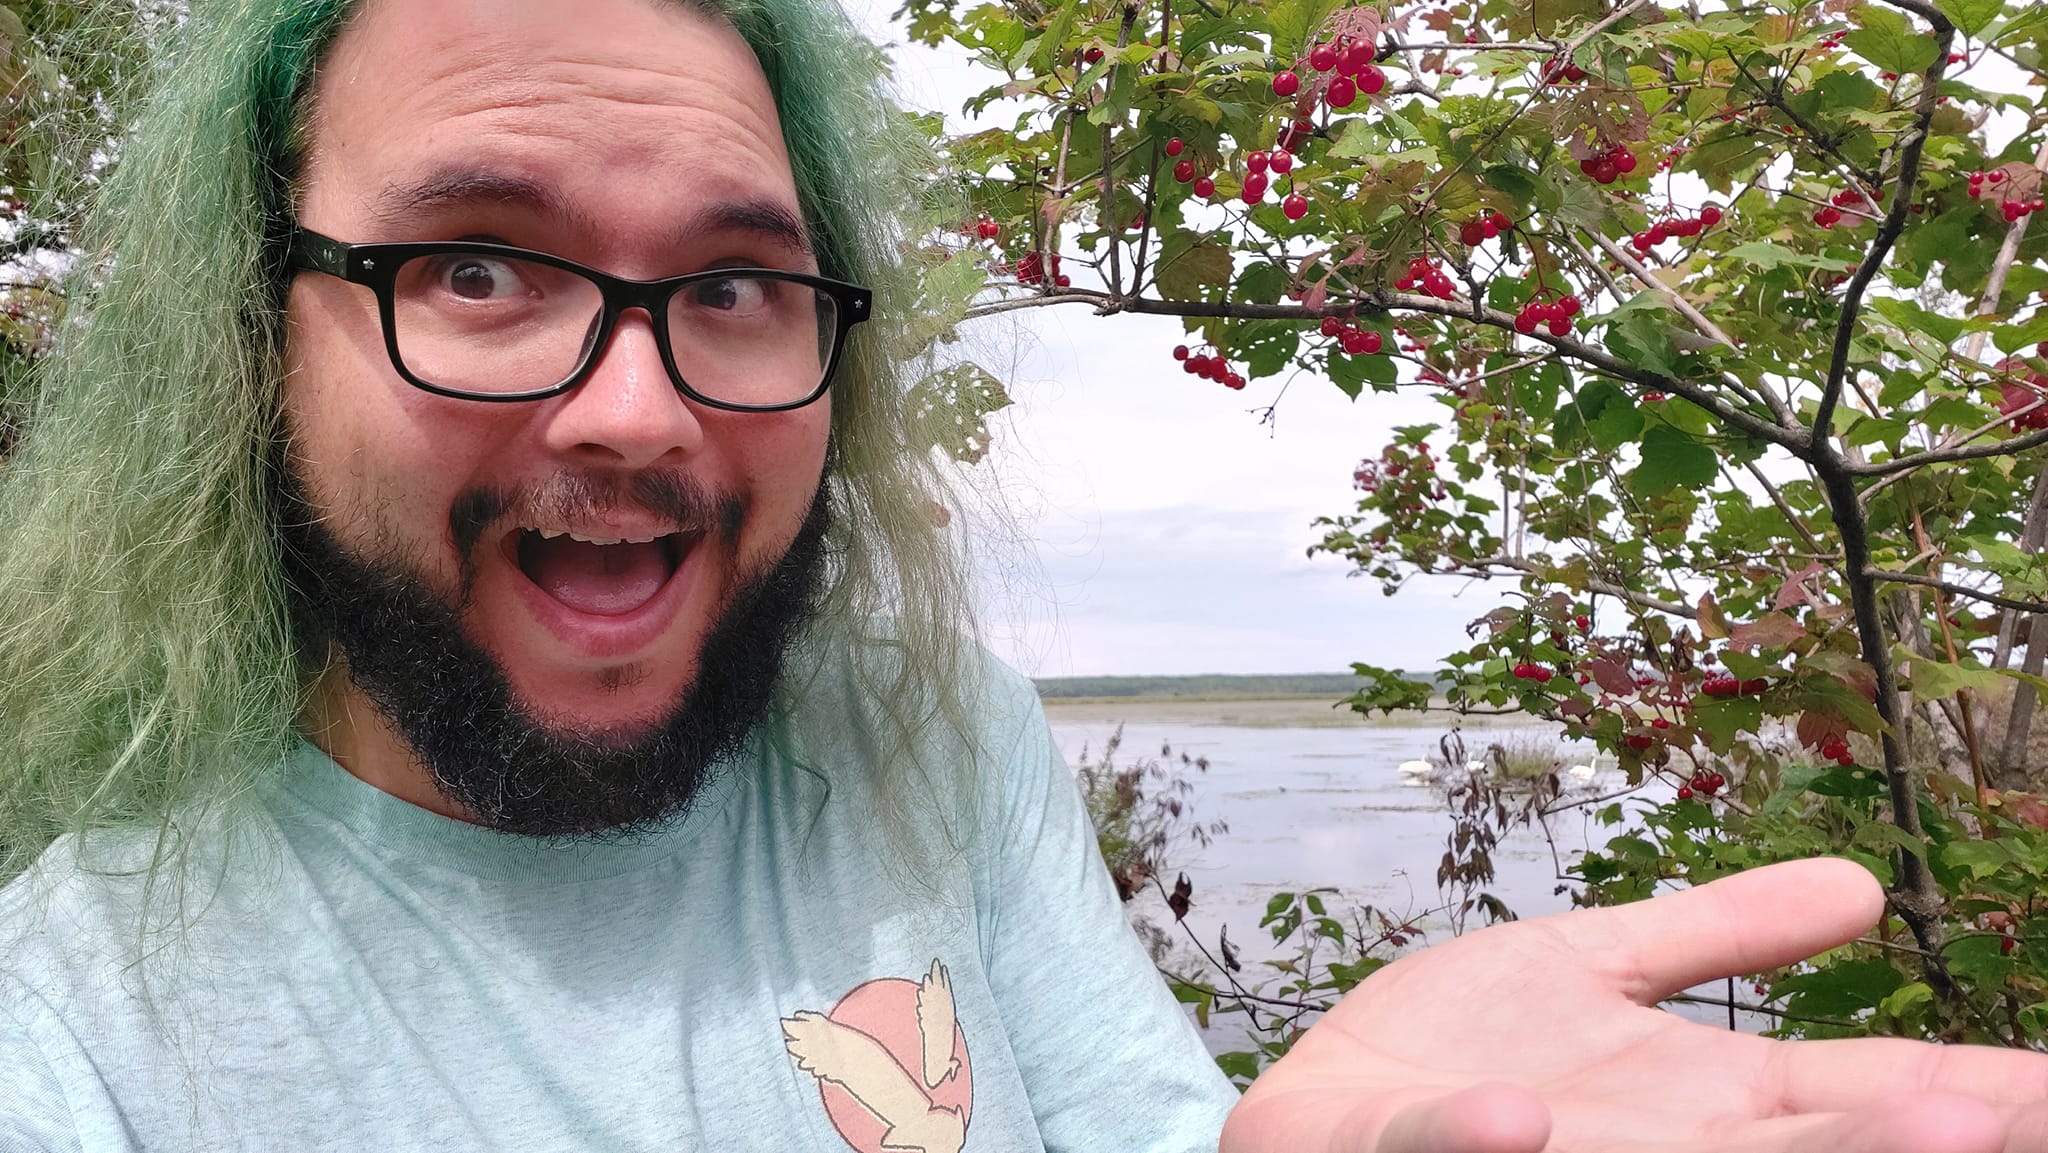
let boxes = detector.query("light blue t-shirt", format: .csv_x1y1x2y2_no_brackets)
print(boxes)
0,653,1236,1151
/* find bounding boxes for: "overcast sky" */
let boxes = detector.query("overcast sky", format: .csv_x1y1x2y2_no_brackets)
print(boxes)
845,3,1499,677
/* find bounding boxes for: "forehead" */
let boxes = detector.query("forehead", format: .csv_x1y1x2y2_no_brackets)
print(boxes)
298,0,803,261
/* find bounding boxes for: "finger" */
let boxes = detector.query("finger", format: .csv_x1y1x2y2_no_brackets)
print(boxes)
1792,1092,2006,1153
1525,856,1883,1003
1767,1035,2048,1116
1364,1082,1551,1153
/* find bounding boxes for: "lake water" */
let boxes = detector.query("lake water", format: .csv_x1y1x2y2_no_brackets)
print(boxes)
1043,705,1774,1052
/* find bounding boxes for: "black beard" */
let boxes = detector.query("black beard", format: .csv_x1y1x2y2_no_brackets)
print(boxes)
275,466,831,837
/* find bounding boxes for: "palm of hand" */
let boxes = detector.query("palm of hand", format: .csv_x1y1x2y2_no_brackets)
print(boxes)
1219,859,2048,1153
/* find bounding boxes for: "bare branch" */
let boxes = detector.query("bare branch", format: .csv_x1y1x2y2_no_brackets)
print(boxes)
1468,553,1693,617
1849,422,2048,477
1866,569,2048,616
1811,14,1952,444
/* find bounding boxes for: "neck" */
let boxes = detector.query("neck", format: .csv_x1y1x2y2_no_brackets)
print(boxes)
299,662,477,823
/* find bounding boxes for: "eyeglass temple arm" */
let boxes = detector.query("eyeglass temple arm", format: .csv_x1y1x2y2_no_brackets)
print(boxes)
288,227,354,280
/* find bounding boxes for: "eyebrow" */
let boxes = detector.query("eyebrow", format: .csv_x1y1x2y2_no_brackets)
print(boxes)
368,167,815,258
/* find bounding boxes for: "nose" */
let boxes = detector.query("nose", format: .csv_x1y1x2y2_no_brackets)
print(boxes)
539,308,704,469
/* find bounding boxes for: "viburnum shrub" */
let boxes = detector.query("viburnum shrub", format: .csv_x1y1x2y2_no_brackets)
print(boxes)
897,0,2048,1051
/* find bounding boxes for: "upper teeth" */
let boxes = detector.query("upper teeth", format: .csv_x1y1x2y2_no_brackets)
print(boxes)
532,529,664,545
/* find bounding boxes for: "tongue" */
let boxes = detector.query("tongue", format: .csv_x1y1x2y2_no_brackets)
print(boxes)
521,536,672,616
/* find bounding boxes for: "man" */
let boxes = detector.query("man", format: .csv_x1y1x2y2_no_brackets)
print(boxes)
0,0,2044,1150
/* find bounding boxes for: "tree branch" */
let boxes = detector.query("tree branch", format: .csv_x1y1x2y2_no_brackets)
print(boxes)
1810,12,1952,445
1866,569,2048,616
1468,553,1693,617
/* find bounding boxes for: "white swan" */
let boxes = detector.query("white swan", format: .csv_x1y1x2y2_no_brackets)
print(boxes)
1397,758,1434,776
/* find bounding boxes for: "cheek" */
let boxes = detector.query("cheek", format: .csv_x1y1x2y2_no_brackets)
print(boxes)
281,286,491,561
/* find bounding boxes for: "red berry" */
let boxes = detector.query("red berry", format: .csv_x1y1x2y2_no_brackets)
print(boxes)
1533,667,1554,683
1273,70,1301,97
1338,41,1373,76
1514,310,1539,335
1590,159,1619,184
1166,138,1185,157
1574,615,1590,630
1269,150,1293,175
1056,274,1071,287
1308,43,1337,71
1247,150,1270,176
1173,345,1190,360
1650,718,1670,730
1243,171,1269,201
1320,316,1342,337
1613,147,1637,174
1359,330,1383,354
2003,935,2019,955
1359,64,1386,95
1677,786,1694,800
1460,219,1486,246
1547,315,1571,337
1627,734,1655,750
1083,46,1104,64
1174,160,1196,183
1283,192,1308,220
1193,176,1215,198
1326,76,1357,107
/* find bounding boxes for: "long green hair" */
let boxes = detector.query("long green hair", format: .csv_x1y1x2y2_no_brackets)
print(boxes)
0,0,981,891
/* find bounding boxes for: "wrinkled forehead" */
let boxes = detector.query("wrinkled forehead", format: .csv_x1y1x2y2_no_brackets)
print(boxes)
294,0,805,263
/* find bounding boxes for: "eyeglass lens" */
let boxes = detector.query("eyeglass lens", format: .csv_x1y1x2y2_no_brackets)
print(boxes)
389,251,836,404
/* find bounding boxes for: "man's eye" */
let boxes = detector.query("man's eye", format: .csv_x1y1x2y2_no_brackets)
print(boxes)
687,276,768,313
441,256,525,300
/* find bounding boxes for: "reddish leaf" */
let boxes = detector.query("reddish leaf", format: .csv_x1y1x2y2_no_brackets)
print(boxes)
1588,656,1637,694
1729,612,1806,653
1774,561,1829,611
1796,710,1849,749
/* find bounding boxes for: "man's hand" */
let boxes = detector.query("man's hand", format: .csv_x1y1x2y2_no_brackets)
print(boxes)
1219,857,2048,1152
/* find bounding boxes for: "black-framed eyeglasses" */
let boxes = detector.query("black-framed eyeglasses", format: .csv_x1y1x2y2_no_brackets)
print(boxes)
286,227,872,411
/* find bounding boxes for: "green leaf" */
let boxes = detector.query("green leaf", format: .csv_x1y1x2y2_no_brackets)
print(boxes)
1870,297,1965,346
1628,424,1717,497
1720,241,1857,272
1029,0,1083,72
1943,839,2016,881
1893,644,2006,702
1327,345,1397,397
1994,312,2048,355
1607,308,1683,377
1693,696,1764,750
1156,235,1235,301
1875,980,1935,1023
1937,0,2005,38
1327,117,1386,160
1845,6,1940,74
1482,164,1540,205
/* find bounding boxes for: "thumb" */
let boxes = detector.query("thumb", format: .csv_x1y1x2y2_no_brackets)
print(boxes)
1362,1083,1552,1153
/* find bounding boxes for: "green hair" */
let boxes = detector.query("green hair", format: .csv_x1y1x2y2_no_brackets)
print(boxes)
0,0,982,894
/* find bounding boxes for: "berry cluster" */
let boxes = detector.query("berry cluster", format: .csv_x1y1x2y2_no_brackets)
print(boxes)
1539,56,1589,85
1458,211,1515,246
1998,379,2048,431
1174,344,1246,390
1971,168,2048,223
1514,293,1581,336
1700,673,1768,697
1301,36,1388,110
1677,770,1727,800
1628,205,1720,255
1578,144,1637,185
1320,315,1384,355
1511,662,1555,683
1814,735,1855,766
1016,250,1069,287
1396,256,1457,300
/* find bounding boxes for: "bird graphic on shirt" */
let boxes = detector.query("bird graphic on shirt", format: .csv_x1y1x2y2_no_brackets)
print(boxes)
913,959,961,1090
783,959,968,1153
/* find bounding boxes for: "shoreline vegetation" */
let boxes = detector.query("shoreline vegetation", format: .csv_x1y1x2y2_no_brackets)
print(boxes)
1035,673,1532,729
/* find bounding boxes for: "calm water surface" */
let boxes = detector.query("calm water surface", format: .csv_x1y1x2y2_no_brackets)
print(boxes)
1045,713,1771,1050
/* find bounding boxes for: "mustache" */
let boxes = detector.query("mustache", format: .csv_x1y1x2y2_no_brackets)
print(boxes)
448,470,747,558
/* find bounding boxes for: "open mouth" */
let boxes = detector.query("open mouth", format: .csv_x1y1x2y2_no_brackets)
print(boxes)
512,528,698,617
